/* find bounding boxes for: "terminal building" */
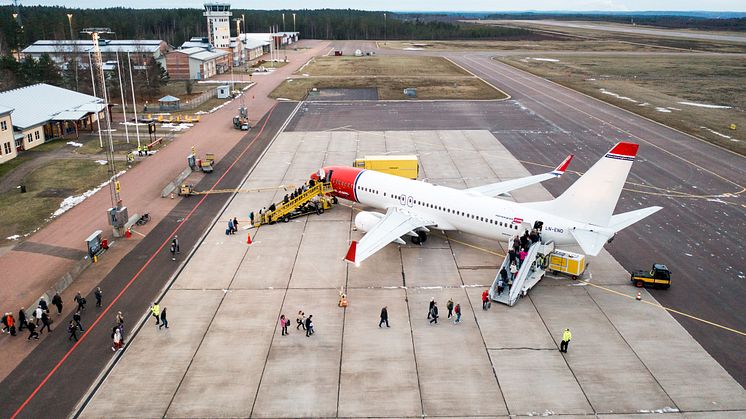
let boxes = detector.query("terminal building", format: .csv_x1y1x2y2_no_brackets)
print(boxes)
21,39,169,68
0,83,105,161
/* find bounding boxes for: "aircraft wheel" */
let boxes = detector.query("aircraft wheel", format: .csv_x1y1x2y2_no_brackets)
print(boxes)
282,215,290,223
332,196,338,204
635,280,644,288
417,231,428,243
410,235,421,245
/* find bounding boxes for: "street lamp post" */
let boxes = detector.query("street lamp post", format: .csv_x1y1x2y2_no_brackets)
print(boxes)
293,13,296,32
282,13,285,32
384,13,387,45
67,13,79,90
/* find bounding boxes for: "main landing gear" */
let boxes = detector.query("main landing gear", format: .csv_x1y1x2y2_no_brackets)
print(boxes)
410,230,428,245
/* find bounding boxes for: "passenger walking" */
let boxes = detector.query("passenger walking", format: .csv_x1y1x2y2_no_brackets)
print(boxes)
305,315,314,337
34,305,43,325
518,249,528,267
39,298,49,313
68,321,78,342
170,242,177,261
7,313,15,336
296,311,305,330
560,328,572,353
233,217,239,232
249,211,255,225
172,235,180,253
94,287,103,308
116,311,125,326
27,320,39,340
482,289,490,310
52,292,63,314
159,308,169,329
446,299,454,318
228,218,234,235
39,311,53,334
498,267,508,295
18,307,27,331
379,306,389,328
73,310,84,332
1,313,9,334
74,291,87,311
112,327,123,351
429,302,439,324
280,314,289,336
428,298,435,319
150,303,160,325
509,262,518,283
454,303,462,323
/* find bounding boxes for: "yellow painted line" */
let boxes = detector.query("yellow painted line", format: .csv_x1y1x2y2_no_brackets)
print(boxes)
580,280,746,338
447,237,505,257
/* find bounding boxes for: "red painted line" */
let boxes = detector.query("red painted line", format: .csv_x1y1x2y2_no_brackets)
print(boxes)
11,104,279,419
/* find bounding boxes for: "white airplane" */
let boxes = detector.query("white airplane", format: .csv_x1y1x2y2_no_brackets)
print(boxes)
312,142,661,265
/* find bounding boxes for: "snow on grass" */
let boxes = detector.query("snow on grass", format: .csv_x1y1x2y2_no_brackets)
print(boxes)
66,141,83,147
599,88,638,103
403,47,424,51
6,234,20,240
700,126,736,141
638,407,679,414
678,101,732,109
94,160,108,165
530,57,559,62
51,170,126,218
655,107,672,113
160,123,194,132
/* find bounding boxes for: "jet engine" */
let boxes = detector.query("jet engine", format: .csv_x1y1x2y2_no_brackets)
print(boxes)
354,211,385,232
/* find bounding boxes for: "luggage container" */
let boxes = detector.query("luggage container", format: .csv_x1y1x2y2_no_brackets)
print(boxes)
547,249,586,279
353,155,419,179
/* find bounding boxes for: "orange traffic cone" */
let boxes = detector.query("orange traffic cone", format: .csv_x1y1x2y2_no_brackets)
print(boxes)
247,232,252,245
125,227,132,239
636,291,642,301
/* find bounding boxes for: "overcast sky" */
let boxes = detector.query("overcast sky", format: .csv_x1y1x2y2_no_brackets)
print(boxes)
11,1,746,12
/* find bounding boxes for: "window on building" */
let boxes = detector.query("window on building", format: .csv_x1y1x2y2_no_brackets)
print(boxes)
3,142,10,154
0,120,7,131
27,133,33,143
35,131,40,140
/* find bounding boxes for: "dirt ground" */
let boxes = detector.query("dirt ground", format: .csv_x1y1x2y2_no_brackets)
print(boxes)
497,54,746,155
271,56,507,100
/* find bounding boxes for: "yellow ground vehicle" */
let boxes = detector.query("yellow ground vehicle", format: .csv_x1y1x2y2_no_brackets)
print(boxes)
252,182,335,226
631,264,671,289
547,249,587,279
353,155,419,179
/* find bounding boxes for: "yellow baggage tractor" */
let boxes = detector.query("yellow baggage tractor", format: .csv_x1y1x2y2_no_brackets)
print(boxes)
547,249,587,279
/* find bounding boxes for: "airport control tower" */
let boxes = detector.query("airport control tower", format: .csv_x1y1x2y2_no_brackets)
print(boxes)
203,3,232,49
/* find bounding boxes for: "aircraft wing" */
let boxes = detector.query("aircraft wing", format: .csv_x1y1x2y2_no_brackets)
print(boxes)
465,154,573,198
345,206,435,265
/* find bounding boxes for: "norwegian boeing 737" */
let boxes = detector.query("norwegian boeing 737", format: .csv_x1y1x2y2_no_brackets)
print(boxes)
311,142,661,265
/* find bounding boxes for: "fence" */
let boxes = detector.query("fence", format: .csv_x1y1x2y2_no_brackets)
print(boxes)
180,87,217,110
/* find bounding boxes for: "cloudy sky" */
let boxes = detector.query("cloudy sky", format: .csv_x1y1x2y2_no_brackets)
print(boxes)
12,1,746,12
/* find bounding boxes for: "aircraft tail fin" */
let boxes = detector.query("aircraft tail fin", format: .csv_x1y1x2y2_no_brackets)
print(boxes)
527,142,640,227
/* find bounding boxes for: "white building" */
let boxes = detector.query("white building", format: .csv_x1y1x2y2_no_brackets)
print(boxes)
204,3,232,49
0,105,18,164
0,84,105,152
22,39,168,68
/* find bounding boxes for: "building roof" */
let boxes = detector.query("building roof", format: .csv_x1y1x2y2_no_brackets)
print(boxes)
189,49,229,61
22,39,165,55
182,37,212,49
159,95,180,102
0,83,103,129
242,38,267,50
0,105,13,116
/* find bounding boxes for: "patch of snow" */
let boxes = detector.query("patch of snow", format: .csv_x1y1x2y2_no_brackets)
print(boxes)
94,160,108,165
160,123,194,132
684,253,693,257
194,110,208,115
66,141,83,147
586,78,596,81
700,126,733,139
678,101,731,109
302,73,310,77
599,88,638,103
530,57,559,62
276,98,292,101
655,107,671,113
707,198,727,204
51,170,126,218
638,407,679,414
638,102,649,107
403,47,424,51
6,235,20,240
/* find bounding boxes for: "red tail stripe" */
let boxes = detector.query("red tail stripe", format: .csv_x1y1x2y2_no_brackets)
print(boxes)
609,142,639,157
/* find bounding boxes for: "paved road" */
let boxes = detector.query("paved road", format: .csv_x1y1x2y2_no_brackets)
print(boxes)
285,54,746,386
0,102,296,419
486,20,746,44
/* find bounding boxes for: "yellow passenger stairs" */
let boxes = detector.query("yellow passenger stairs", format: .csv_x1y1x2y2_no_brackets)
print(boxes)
252,181,335,227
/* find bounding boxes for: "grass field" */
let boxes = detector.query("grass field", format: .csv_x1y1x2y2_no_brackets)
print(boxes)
477,21,746,53
497,54,746,154
382,40,667,52
271,56,507,100
0,159,119,241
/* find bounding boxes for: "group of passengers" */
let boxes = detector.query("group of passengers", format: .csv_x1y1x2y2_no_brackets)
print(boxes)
496,229,543,296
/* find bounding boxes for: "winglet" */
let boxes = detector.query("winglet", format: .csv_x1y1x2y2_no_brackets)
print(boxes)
607,142,639,158
344,241,357,265
552,154,574,176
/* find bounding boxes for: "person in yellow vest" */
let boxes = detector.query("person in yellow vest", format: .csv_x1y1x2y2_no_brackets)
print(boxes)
150,303,160,326
560,328,572,353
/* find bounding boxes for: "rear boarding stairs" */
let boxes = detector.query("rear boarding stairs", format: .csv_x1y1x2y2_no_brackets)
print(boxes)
252,181,336,227
489,240,555,306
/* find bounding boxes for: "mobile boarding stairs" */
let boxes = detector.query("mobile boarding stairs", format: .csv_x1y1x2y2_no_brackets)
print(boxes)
489,240,555,307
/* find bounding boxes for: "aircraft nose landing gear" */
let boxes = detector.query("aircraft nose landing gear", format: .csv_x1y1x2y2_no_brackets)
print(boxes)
410,230,428,245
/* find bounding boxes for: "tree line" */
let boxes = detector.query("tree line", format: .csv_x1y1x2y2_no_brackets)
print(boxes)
0,6,533,55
